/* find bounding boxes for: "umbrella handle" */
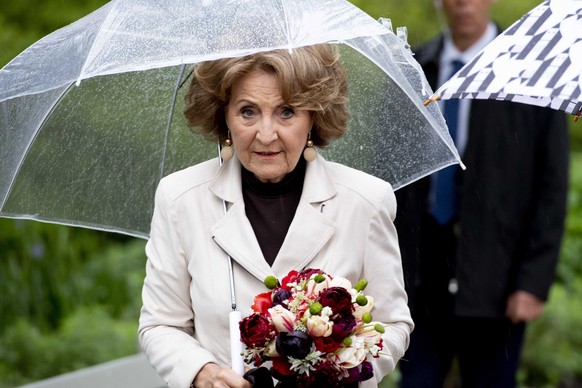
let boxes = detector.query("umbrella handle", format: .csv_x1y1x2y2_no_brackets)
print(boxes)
229,310,245,375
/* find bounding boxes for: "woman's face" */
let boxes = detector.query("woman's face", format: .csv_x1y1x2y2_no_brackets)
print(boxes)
226,70,313,184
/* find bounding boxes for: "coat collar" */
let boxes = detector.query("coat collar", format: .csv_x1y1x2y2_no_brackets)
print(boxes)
209,154,337,281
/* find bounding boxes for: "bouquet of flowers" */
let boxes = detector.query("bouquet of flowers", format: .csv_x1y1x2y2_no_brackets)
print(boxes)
239,268,385,387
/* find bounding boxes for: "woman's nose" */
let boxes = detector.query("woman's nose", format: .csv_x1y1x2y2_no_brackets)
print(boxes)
256,117,277,143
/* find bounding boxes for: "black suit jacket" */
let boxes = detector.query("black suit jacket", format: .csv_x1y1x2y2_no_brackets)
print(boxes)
396,32,570,318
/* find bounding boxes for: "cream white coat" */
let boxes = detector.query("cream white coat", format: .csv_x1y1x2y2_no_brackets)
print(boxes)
138,154,413,388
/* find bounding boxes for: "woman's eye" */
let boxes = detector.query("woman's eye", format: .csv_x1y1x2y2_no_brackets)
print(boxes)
241,108,254,118
281,107,294,118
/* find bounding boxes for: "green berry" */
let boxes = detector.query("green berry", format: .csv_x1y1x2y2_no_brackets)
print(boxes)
309,302,323,315
374,323,385,333
354,279,368,292
362,312,372,324
314,274,325,283
264,276,279,290
356,295,368,306
343,337,352,346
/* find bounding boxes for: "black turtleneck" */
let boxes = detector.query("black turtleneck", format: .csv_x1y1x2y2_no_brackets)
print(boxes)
242,158,306,266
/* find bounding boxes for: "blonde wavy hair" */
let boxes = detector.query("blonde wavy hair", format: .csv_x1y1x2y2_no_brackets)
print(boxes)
184,44,349,148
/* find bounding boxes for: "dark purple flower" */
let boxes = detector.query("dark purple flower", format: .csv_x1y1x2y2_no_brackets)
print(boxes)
272,288,292,307
343,361,374,384
331,314,357,341
359,361,374,382
276,330,313,359
318,287,354,315
243,367,274,387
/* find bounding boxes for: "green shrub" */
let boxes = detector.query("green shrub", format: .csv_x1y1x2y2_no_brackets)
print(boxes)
519,279,582,387
517,152,582,386
0,307,139,387
0,221,144,333
557,152,582,287
0,224,146,386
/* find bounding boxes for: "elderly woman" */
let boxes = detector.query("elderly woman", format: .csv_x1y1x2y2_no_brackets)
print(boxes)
138,44,412,388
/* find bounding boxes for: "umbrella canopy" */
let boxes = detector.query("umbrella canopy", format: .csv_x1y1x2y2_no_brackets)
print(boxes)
429,0,582,117
0,0,461,238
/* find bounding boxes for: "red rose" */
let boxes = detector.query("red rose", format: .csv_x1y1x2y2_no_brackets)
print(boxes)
318,286,354,315
239,313,274,347
251,291,273,314
313,336,342,353
312,360,339,386
280,270,298,290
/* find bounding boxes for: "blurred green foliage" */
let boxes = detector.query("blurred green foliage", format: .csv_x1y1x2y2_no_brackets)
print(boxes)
0,223,145,386
520,279,582,386
1,0,582,387
0,0,108,66
0,307,138,386
557,153,582,286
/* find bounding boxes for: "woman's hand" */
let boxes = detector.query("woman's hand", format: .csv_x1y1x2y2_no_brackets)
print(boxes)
193,363,252,388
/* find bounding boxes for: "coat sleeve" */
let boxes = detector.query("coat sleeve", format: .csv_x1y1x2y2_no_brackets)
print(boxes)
517,108,569,300
362,184,414,386
138,178,219,388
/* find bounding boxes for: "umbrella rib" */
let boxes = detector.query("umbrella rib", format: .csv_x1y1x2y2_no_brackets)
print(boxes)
74,0,122,86
279,0,293,50
343,36,464,170
158,64,187,183
1,84,75,210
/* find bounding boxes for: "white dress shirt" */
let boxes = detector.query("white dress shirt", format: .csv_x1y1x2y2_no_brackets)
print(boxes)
439,22,497,156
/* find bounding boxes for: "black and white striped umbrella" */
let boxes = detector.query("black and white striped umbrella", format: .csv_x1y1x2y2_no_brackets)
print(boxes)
429,0,582,118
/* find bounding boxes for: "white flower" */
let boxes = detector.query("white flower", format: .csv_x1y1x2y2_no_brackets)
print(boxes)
353,295,374,320
368,343,382,357
268,305,295,332
331,336,367,369
306,314,334,337
329,276,352,291
264,338,279,357
356,322,383,348
305,274,332,297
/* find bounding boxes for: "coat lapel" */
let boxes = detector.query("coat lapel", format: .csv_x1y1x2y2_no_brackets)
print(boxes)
211,200,274,281
271,200,336,276
209,156,272,281
209,155,337,281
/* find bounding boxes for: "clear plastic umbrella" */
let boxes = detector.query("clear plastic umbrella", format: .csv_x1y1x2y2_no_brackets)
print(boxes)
0,0,461,239
428,0,582,118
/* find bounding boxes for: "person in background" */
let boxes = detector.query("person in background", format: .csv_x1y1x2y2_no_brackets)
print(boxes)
396,0,569,386
138,44,412,388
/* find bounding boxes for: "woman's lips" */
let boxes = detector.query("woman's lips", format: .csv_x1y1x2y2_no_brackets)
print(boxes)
254,151,280,159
